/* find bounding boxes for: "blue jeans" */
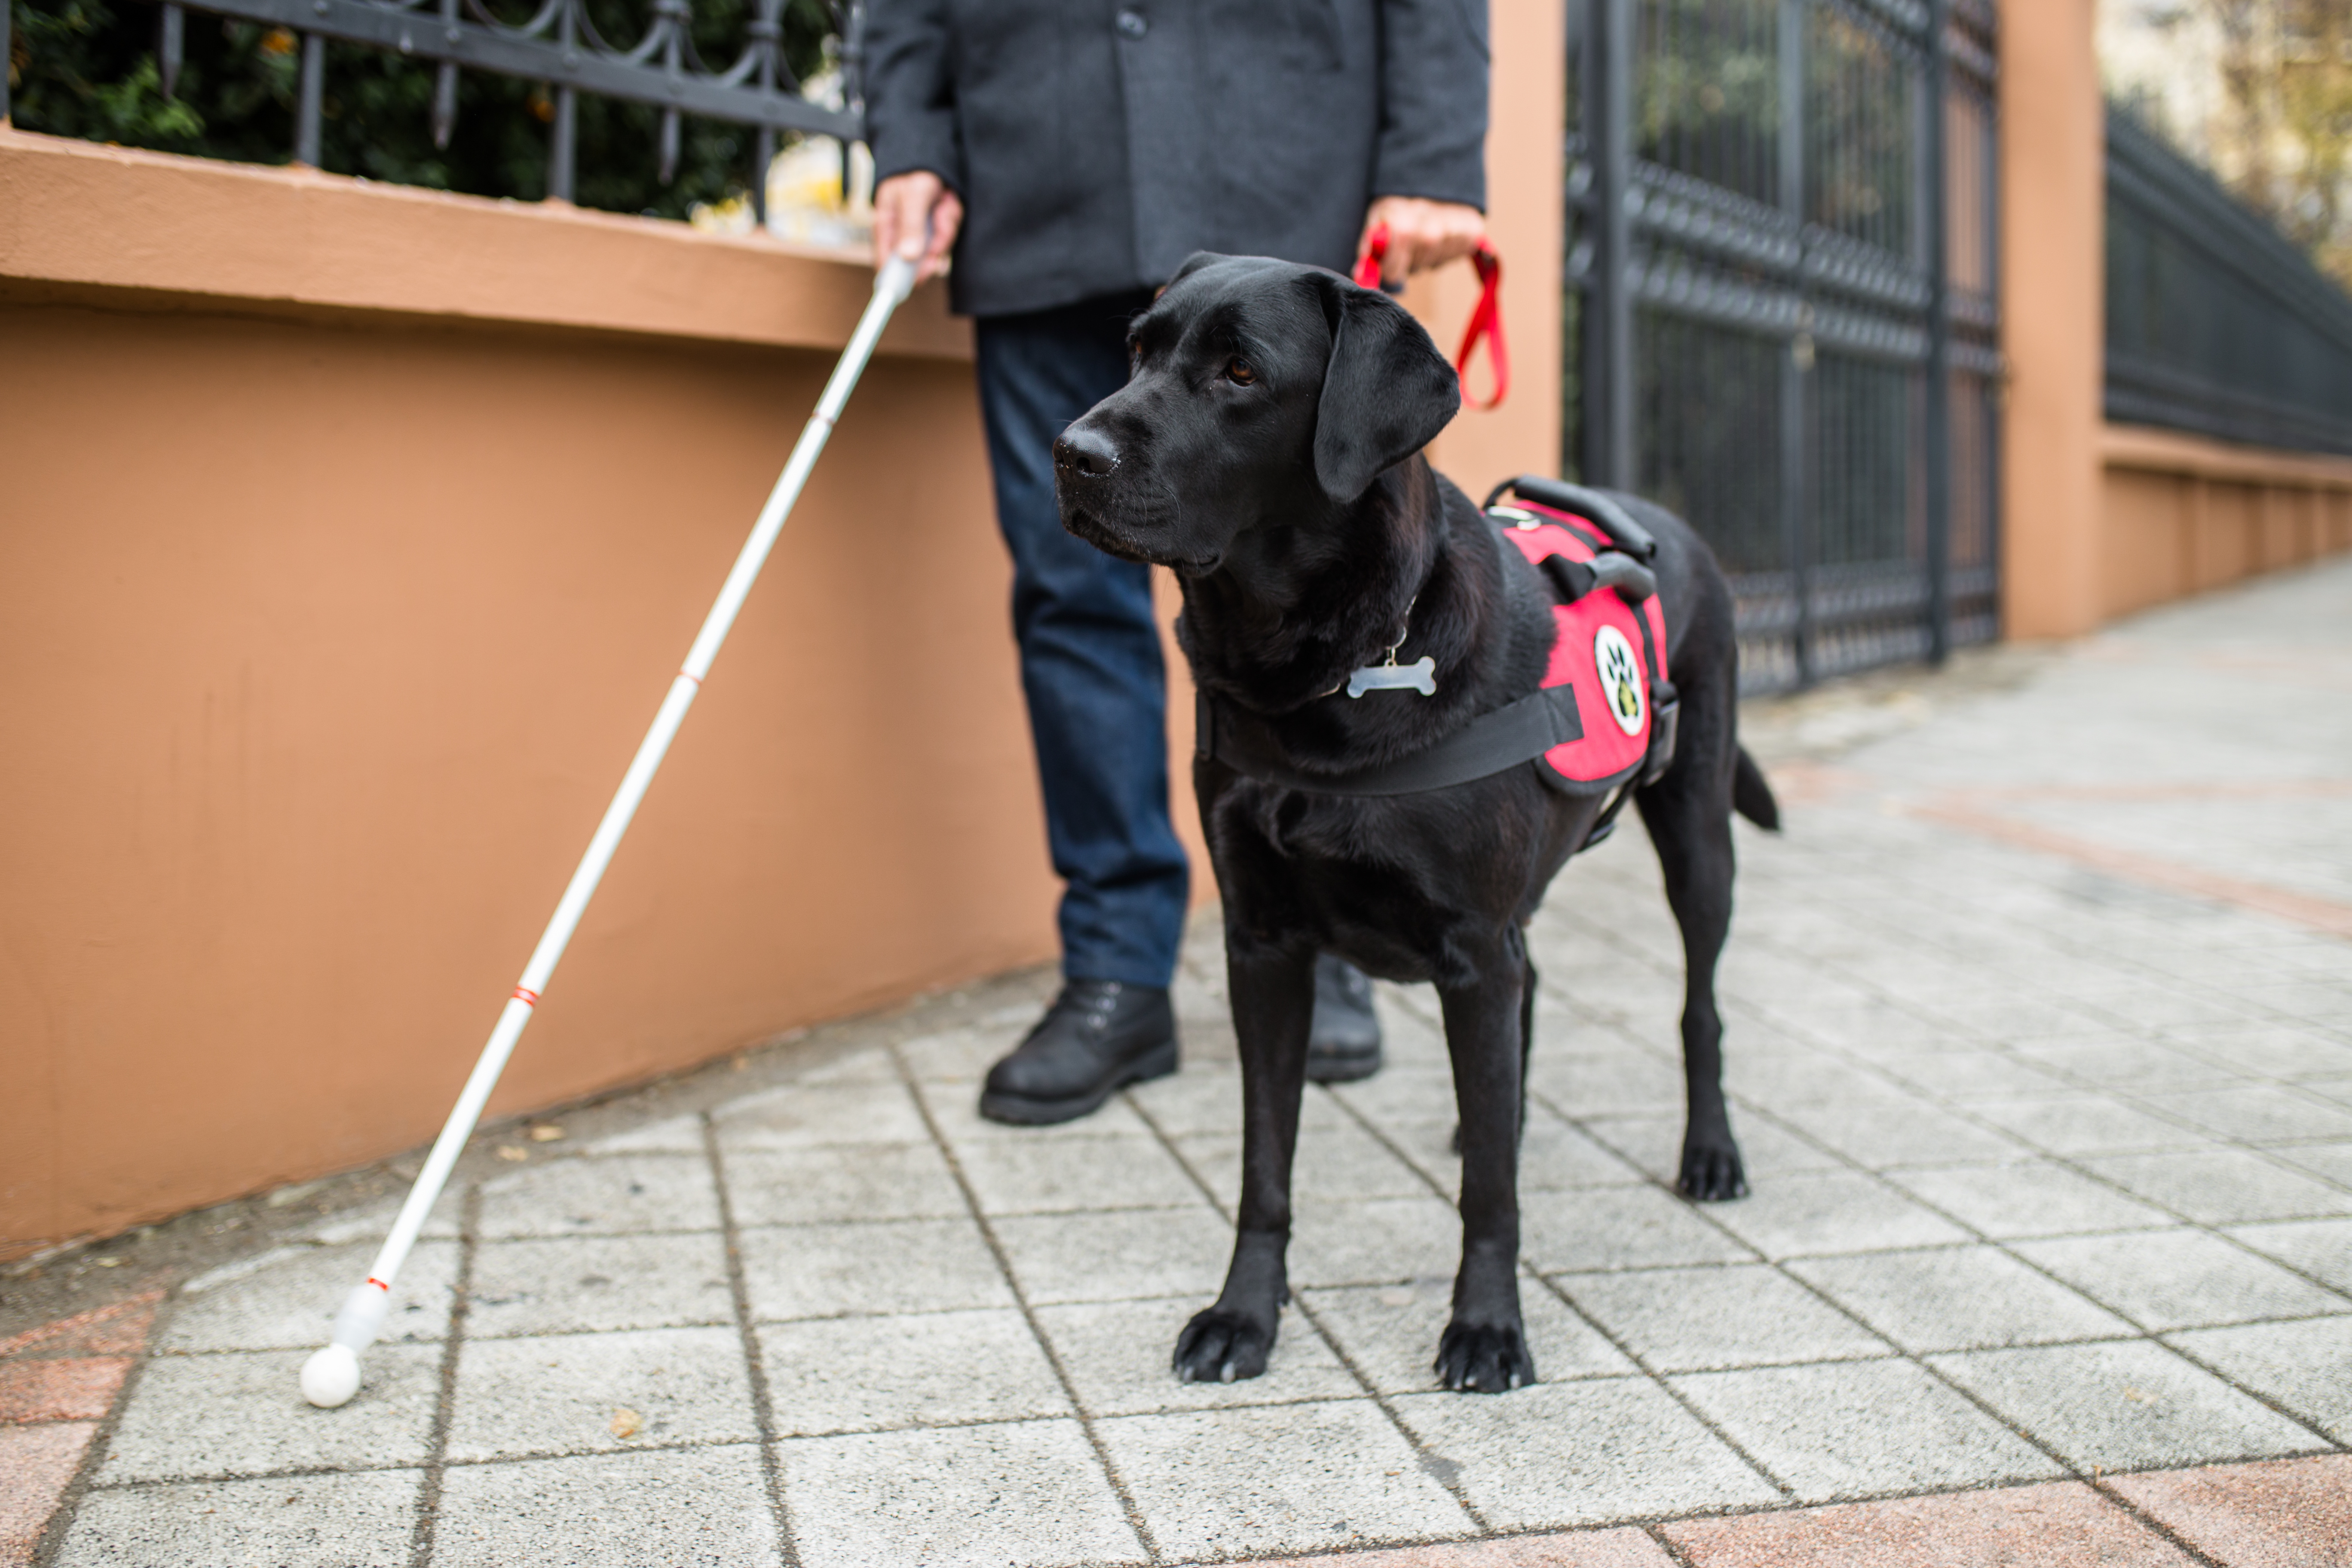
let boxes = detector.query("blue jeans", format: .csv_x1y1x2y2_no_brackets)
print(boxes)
975,292,1190,988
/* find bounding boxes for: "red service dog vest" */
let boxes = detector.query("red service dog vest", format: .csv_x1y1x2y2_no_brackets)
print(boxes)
1194,496,1675,806
1494,502,1672,794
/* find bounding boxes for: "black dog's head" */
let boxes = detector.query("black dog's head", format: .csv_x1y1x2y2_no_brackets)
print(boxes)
1053,254,1462,574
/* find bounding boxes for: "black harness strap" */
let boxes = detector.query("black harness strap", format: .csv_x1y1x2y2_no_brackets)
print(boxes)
1198,683,1583,798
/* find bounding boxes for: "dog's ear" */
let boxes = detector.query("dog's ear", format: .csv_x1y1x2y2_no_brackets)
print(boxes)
1310,273,1461,503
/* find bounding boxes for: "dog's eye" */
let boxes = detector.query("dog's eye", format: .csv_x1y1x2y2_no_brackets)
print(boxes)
1225,357,1257,386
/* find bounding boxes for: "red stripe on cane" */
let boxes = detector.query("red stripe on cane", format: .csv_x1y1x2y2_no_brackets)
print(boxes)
512,986,541,1008
678,668,702,688
1455,242,1509,410
366,1278,390,1292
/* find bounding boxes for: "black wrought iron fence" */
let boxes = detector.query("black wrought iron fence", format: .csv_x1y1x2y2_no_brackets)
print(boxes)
0,0,861,211
2106,107,2352,459
1566,0,2001,694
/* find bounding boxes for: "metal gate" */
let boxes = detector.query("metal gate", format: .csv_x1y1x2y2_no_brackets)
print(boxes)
1565,0,2001,693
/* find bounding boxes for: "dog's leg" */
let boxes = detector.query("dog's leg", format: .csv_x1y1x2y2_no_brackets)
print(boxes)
1173,938,1314,1382
1636,695,1749,1201
1434,928,1537,1392
1447,946,1537,1155
1519,947,1537,1140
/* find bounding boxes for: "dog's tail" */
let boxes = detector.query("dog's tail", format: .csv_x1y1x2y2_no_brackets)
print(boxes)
1732,747,1781,832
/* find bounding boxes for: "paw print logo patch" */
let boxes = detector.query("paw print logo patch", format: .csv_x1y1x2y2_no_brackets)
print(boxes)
1593,625,1645,735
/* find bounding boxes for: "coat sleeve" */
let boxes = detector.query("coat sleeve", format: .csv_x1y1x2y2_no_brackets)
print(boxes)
1371,0,1490,210
860,0,964,194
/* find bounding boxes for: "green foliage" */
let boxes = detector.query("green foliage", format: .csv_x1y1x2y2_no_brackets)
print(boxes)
1634,0,1782,206
1626,0,1915,248
7,0,836,218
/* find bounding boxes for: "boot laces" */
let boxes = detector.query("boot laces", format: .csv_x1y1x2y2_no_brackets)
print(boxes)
1045,981,1123,1032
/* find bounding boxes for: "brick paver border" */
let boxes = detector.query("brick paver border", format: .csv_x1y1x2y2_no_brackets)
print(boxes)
1235,1455,2352,1567
0,1293,158,1567
1914,793,2352,942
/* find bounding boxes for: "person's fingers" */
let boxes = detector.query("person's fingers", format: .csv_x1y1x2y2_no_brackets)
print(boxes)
871,196,901,273
1357,198,1485,282
894,186,931,260
870,174,959,281
1448,206,1490,266
1393,223,1444,282
1407,215,1482,275
919,192,964,281
873,173,938,259
1417,230,1478,272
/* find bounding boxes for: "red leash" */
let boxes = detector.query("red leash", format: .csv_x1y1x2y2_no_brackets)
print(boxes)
1455,242,1508,410
1351,222,1390,290
1352,222,1510,410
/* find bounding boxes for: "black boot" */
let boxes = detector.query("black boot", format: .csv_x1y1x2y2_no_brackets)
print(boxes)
980,980,1179,1125
1305,953,1383,1084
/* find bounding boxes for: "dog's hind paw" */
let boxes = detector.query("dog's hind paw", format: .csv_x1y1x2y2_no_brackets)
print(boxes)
1173,1308,1273,1384
1677,1139,1749,1202
1434,1320,1536,1394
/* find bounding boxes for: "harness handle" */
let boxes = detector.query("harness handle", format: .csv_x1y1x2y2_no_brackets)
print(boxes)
1350,224,1510,410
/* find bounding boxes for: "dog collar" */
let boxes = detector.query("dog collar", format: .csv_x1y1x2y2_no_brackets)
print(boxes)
1333,597,1436,698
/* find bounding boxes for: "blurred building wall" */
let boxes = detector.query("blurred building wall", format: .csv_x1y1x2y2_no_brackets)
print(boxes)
2005,0,2352,638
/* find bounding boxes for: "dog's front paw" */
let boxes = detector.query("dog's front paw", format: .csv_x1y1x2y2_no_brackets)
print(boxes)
1173,1308,1274,1384
1677,1136,1749,1201
1434,1319,1536,1393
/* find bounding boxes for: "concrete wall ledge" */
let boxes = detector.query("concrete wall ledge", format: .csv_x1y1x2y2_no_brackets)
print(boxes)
2103,421,2352,491
0,127,970,358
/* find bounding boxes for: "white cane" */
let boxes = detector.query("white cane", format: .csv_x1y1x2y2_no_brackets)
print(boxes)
301,254,920,1408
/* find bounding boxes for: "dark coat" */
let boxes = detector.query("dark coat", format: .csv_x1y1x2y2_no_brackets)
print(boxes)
861,0,1490,318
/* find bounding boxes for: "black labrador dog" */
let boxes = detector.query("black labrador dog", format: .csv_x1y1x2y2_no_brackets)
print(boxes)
1053,254,1779,1393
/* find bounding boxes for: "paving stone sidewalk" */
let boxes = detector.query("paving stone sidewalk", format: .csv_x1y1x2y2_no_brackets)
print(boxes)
8,557,2352,1566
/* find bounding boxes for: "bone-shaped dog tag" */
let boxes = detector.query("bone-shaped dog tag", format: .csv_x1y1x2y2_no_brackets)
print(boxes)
1347,657,1437,698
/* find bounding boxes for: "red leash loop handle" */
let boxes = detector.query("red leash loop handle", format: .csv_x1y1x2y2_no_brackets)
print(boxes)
1351,224,1509,410
1455,241,1508,410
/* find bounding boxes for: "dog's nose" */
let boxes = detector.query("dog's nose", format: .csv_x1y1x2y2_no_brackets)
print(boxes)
1054,426,1121,479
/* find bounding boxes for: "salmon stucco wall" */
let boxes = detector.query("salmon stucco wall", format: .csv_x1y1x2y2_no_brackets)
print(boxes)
0,298,1086,1257
2099,426,2352,620
0,132,1102,1259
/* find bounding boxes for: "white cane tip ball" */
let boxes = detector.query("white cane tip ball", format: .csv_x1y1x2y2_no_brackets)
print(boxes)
301,1344,361,1408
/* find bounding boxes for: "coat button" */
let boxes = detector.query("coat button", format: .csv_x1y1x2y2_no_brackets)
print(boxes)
1116,8,1148,37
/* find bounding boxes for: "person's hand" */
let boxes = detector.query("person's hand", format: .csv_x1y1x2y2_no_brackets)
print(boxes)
873,170,964,283
1355,196,1487,286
